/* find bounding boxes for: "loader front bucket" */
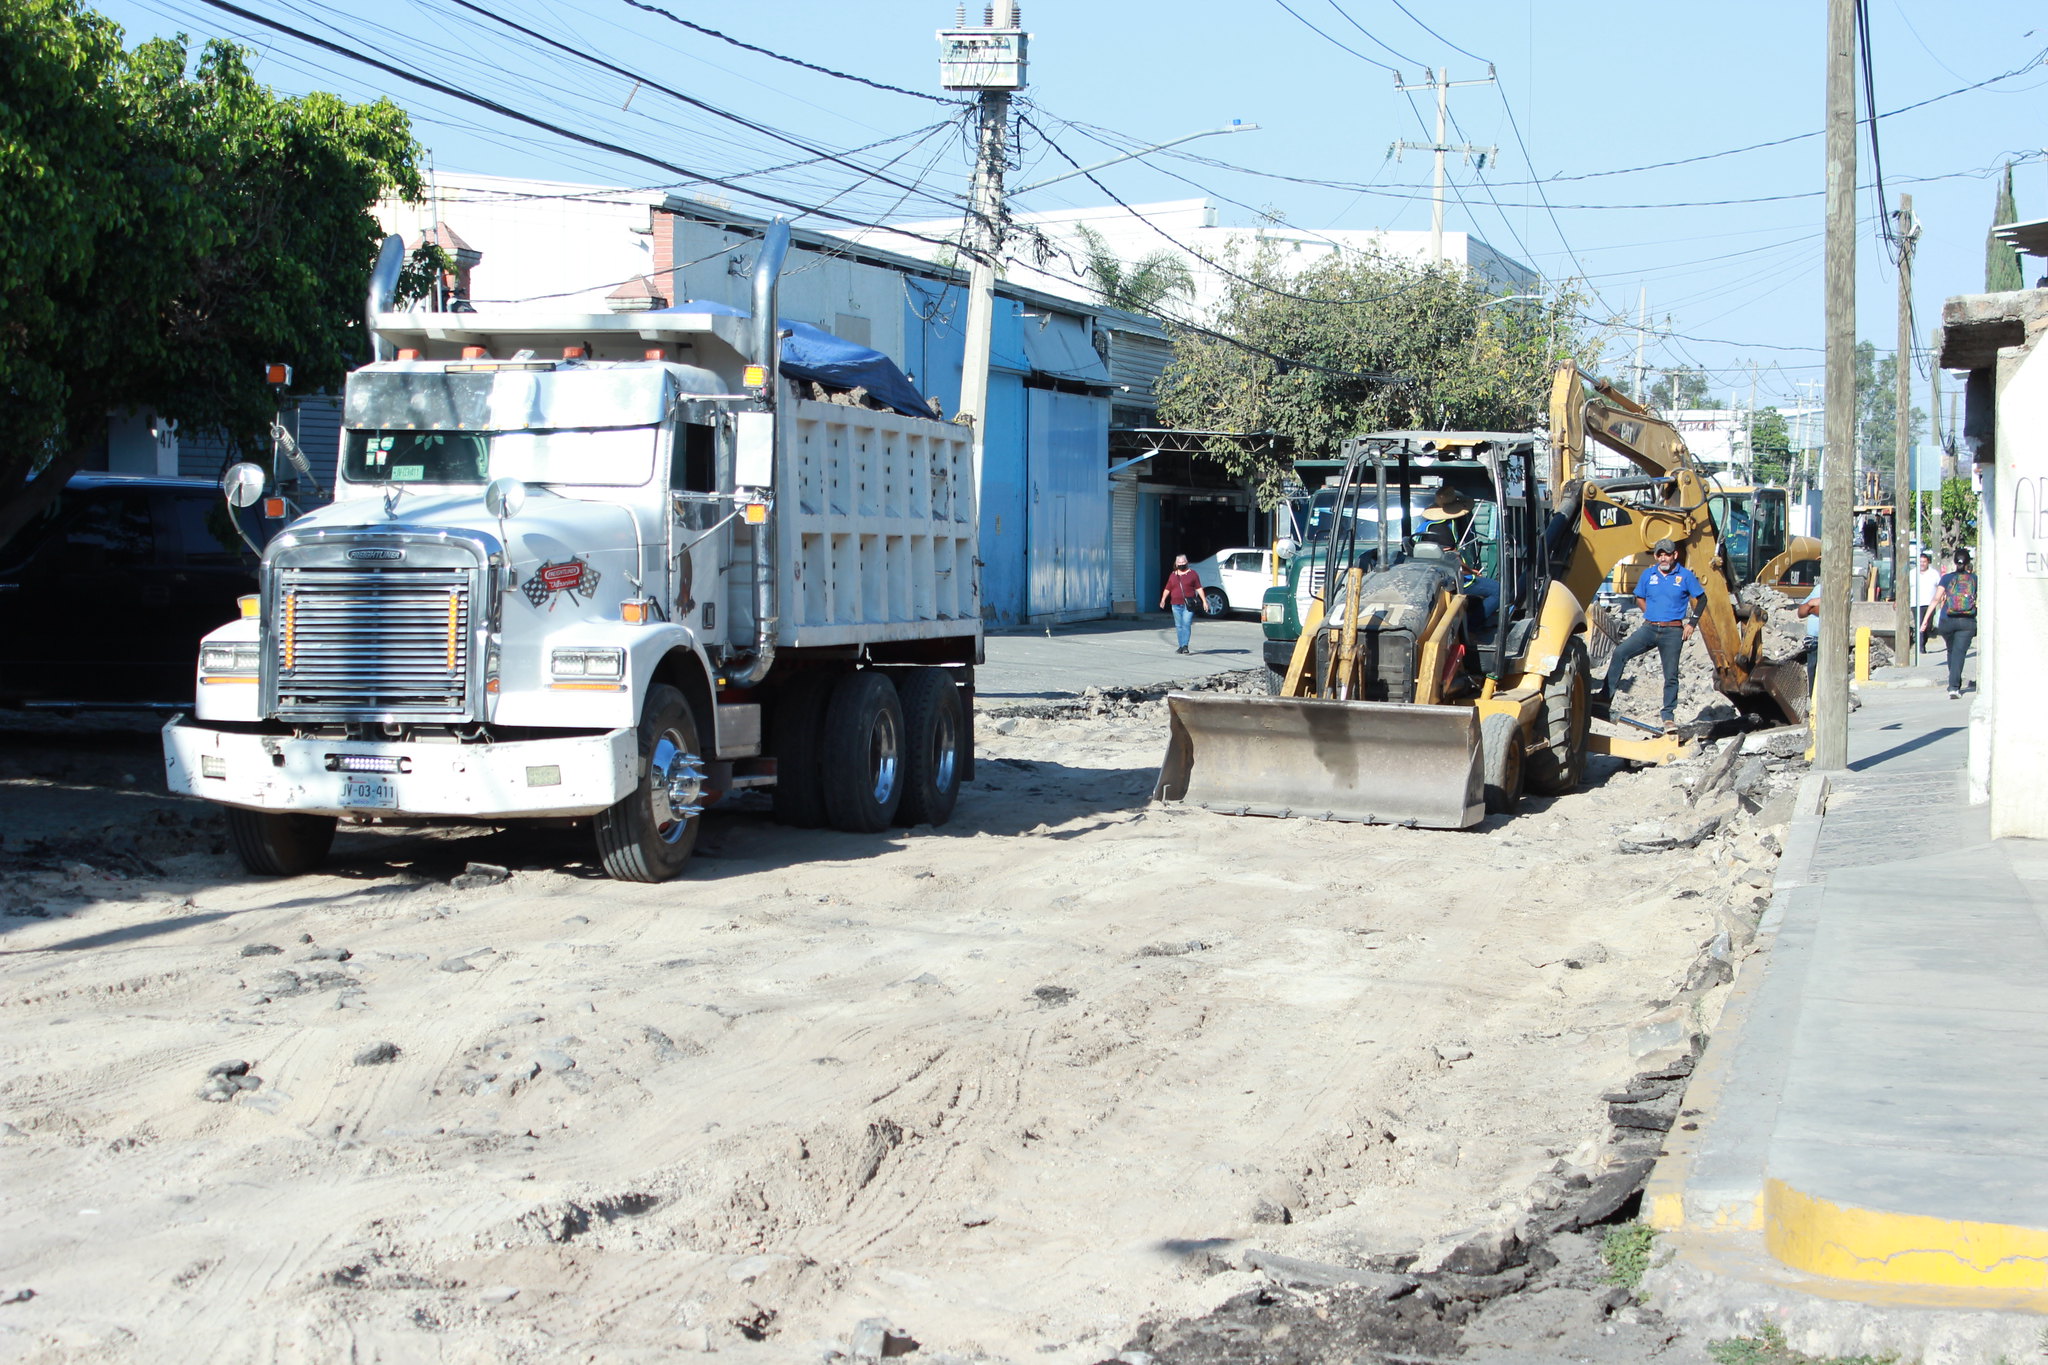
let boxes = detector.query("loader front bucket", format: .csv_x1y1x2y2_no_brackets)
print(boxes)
1153,694,1486,829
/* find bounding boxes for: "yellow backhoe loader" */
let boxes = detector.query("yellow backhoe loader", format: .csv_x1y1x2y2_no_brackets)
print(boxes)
1151,365,1817,829
1155,431,1588,827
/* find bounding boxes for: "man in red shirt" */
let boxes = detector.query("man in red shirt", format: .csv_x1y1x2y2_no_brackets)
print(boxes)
1160,554,1204,654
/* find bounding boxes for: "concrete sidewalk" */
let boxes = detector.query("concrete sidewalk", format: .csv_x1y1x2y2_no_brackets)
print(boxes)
1647,641,2048,1358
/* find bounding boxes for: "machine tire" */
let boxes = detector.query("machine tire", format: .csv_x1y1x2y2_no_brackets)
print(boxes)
821,670,906,833
1480,711,1524,817
1263,663,1287,696
1203,587,1228,617
1525,637,1590,797
895,669,964,827
594,683,704,882
770,668,835,827
225,807,336,876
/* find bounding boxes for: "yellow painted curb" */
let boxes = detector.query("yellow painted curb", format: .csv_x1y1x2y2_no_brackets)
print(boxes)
1766,1178,2048,1301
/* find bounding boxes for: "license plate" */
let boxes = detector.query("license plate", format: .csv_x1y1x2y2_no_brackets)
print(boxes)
341,777,398,809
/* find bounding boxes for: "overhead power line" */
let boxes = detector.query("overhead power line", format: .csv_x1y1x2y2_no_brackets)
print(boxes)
447,0,965,210
188,0,968,251
615,0,964,106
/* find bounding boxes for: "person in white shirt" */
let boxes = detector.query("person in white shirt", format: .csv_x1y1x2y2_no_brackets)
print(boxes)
1913,552,1941,652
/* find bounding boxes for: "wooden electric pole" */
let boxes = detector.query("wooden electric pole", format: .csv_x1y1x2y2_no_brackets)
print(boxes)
1929,326,1946,560
1893,194,1919,663
1816,0,1857,769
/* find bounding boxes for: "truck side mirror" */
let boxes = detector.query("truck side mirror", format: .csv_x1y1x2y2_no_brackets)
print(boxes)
223,462,268,509
484,477,527,520
1275,537,1297,560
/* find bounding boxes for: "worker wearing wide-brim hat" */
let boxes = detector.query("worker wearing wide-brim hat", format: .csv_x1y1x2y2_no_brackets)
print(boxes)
1593,536,1705,734
1417,491,1500,627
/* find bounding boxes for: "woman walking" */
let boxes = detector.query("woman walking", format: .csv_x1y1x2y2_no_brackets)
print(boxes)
1920,548,1979,699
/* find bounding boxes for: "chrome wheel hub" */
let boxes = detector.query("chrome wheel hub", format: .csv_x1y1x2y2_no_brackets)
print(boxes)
649,731,706,843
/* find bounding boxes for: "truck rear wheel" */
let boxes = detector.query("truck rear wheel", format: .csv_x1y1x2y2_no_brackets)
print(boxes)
1525,637,1590,797
770,668,835,827
821,670,905,833
225,808,336,876
594,683,704,882
895,669,963,827
1479,711,1524,816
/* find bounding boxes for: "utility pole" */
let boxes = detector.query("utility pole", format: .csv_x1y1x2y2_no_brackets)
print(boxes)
1746,361,1760,485
939,2,1028,507
1929,326,1946,561
1893,194,1920,663
1633,288,1648,405
1816,0,1857,770
1391,66,1497,263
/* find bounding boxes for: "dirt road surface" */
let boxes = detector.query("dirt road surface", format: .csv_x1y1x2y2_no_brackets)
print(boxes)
0,689,1783,1363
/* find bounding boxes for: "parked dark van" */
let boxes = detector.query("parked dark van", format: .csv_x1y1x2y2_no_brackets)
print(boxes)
0,474,269,707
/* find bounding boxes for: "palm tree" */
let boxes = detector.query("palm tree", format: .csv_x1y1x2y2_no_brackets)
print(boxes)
1071,224,1194,315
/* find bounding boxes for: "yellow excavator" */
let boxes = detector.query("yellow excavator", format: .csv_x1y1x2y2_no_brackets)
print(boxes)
1151,363,1816,829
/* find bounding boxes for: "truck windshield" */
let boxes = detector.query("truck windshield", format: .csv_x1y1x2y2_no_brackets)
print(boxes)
1302,489,1435,544
342,428,657,488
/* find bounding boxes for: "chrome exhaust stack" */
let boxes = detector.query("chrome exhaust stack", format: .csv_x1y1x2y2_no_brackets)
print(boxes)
365,234,406,362
726,217,792,688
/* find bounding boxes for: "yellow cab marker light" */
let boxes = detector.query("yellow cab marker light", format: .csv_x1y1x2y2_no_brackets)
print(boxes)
547,681,628,692
283,592,296,669
237,594,260,619
447,592,460,670
200,676,259,685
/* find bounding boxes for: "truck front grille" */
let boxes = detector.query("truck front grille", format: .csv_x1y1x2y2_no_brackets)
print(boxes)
274,567,474,718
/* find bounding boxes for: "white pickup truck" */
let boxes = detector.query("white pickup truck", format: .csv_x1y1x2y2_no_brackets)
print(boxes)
164,221,980,881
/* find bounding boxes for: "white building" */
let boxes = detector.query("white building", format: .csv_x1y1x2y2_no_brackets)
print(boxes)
858,198,1538,320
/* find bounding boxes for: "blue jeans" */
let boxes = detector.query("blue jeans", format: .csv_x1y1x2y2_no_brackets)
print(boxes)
1172,601,1195,649
1939,617,1975,692
1606,622,1685,721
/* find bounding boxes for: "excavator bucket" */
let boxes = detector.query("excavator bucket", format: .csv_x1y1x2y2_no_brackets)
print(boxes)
1153,693,1486,829
1731,661,1809,726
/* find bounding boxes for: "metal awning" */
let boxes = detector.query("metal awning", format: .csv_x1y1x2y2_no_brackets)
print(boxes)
1992,218,2048,258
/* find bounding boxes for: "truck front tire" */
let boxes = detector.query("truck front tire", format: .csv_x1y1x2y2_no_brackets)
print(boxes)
895,669,963,827
225,807,337,876
594,683,704,881
821,671,905,833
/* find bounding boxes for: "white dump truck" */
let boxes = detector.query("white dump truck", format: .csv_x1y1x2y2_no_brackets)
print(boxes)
164,221,981,881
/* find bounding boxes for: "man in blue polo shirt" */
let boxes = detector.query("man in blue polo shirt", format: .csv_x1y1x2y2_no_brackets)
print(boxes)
1593,538,1705,734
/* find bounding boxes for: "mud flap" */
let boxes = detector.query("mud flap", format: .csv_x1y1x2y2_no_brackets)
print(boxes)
1153,694,1486,829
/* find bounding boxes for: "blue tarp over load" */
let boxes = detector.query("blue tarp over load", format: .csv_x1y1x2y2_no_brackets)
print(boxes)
653,301,933,420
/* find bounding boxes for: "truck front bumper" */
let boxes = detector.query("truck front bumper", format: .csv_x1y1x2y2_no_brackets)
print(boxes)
163,719,638,819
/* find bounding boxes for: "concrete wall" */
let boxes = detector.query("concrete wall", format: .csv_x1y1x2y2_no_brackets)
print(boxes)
1989,336,2048,837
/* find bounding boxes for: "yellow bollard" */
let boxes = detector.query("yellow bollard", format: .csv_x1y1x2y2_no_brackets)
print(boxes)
1855,626,1871,681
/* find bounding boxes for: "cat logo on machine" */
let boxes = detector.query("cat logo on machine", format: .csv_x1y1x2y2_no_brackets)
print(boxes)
522,557,602,608
1589,503,1632,529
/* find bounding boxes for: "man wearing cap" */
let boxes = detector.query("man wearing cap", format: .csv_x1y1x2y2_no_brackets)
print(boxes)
1417,491,1501,627
1593,538,1704,734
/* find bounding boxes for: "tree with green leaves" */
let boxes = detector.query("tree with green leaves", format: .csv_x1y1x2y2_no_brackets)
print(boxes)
1916,477,1976,556
1647,368,1723,412
1987,161,2024,292
0,0,425,544
1748,407,1792,486
1155,245,1594,503
1850,340,1925,498
1069,224,1194,315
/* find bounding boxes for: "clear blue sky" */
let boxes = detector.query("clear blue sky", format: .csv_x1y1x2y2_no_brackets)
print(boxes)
99,0,2048,419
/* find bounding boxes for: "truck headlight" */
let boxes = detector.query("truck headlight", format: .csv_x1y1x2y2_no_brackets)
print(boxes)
200,642,262,673
550,646,625,680
1262,602,1286,624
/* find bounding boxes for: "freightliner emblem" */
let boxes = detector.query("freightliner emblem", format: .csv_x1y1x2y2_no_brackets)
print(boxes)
348,547,405,561
522,557,601,608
